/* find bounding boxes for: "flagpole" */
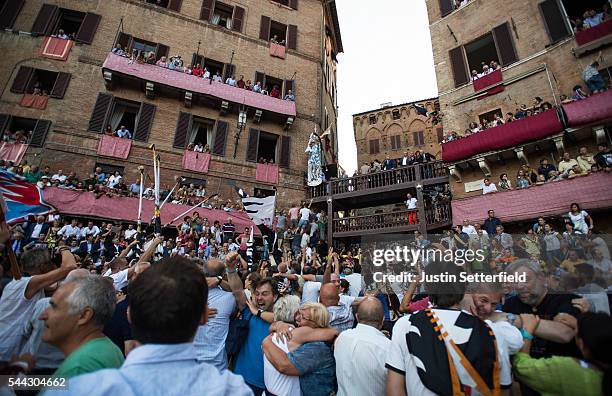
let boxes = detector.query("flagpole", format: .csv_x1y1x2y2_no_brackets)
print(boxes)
159,176,183,211
167,193,219,225
137,165,144,233
149,144,161,235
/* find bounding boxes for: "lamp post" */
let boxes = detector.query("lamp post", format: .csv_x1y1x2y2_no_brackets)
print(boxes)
233,107,248,158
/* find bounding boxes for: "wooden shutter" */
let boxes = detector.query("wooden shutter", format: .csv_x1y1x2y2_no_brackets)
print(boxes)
191,53,204,68
289,0,298,10
232,6,244,32
438,0,454,17
29,119,52,148
168,0,183,12
283,80,295,97
255,71,265,86
223,63,235,81
134,102,156,142
0,0,25,29
246,128,260,162
200,0,214,21
369,139,379,154
260,16,271,40
449,46,469,88
75,13,101,44
155,44,169,61
31,4,58,36
88,93,113,133
287,24,297,50
538,0,571,44
173,112,192,149
279,135,290,168
10,66,34,94
0,114,11,137
492,22,518,66
437,128,444,143
49,72,71,99
212,120,228,156
413,131,425,146
116,32,132,49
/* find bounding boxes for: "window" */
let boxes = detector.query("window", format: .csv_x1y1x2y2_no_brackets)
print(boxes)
272,0,289,6
392,109,401,120
390,135,401,150
211,2,234,29
369,139,380,154
271,0,298,9
94,163,125,176
204,57,225,76
254,72,284,93
10,66,71,98
478,108,502,126
31,5,101,43
413,131,425,146
464,33,499,75
88,93,156,142
173,112,228,155
145,0,169,8
260,16,298,49
258,132,279,163
108,99,140,136
269,20,288,44
254,188,275,198
437,128,444,143
132,37,157,55
369,115,376,125
54,8,85,38
0,0,25,29
115,33,169,61
0,114,51,148
188,116,215,147
200,1,244,32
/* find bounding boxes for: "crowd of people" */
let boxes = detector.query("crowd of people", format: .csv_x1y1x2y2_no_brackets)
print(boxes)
1,195,610,395
570,3,611,32
111,44,296,101
481,144,612,194
1,129,32,145
359,150,437,175
470,59,502,81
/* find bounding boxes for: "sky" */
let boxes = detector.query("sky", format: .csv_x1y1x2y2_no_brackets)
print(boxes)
334,0,438,174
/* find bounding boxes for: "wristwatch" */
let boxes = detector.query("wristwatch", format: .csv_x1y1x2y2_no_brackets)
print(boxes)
216,275,223,284
257,309,264,318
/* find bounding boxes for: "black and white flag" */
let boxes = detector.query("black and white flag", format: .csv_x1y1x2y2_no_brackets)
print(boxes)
234,186,275,227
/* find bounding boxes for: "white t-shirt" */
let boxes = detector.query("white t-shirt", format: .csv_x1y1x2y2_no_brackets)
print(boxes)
0,277,45,361
342,273,363,297
405,198,417,210
30,223,45,239
107,175,122,188
299,207,311,221
568,210,589,234
51,174,67,182
124,228,138,240
301,281,322,304
462,225,477,235
104,268,129,291
482,183,498,194
263,337,301,396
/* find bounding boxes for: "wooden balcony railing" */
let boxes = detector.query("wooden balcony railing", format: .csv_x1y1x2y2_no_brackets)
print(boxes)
308,161,447,199
332,203,451,235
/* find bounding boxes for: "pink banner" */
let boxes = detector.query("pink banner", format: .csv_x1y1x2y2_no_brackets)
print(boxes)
182,150,210,173
38,37,73,61
562,89,612,128
473,69,503,92
575,19,612,46
256,163,279,184
452,173,612,225
97,135,132,159
103,53,296,117
269,43,286,59
19,94,48,109
0,143,28,164
442,109,562,162
42,187,259,233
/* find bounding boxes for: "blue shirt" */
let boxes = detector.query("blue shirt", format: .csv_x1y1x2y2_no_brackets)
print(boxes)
234,307,269,388
288,341,337,396
45,343,252,396
193,287,236,370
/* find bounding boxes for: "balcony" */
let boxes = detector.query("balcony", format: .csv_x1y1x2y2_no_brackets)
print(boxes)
451,173,612,225
331,204,451,237
574,19,612,56
472,69,504,98
561,90,612,129
307,162,448,201
441,108,563,163
102,53,296,118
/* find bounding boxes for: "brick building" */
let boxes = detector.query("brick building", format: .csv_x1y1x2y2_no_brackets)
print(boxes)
0,0,342,210
352,99,443,168
426,0,612,227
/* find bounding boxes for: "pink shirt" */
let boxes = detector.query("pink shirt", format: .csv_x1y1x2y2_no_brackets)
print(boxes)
288,207,299,220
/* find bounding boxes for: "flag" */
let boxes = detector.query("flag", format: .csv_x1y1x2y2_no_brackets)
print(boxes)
414,103,428,116
0,171,55,224
234,186,275,227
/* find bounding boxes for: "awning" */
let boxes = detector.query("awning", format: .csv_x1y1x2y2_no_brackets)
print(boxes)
103,53,296,117
451,173,612,225
442,108,563,162
562,89,612,128
43,187,259,233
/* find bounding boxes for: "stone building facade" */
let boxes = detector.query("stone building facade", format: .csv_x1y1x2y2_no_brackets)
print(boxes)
426,0,612,200
0,0,342,209
352,99,443,169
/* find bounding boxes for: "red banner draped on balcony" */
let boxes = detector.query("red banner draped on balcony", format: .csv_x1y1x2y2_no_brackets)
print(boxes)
441,109,563,162
97,135,132,159
269,43,286,59
19,94,48,109
473,69,504,99
0,142,28,164
38,37,73,61
451,173,612,225
562,90,612,128
42,187,259,232
256,163,279,184
182,150,210,173
575,19,612,46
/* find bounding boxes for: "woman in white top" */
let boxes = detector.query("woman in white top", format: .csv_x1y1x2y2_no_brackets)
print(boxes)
568,203,593,234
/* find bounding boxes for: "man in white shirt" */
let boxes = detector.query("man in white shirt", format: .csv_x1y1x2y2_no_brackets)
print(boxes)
225,76,236,86
212,72,223,82
58,219,81,240
298,201,312,228
461,219,477,235
405,193,417,209
51,170,67,182
107,171,123,189
115,126,132,139
81,221,100,239
335,297,390,396
124,224,138,240
482,178,498,194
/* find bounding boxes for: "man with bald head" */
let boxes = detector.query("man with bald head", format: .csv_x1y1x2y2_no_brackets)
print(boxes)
319,283,363,333
193,258,235,370
334,297,390,396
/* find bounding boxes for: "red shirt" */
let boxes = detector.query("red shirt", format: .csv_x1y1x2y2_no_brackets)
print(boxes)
270,88,280,98
193,67,203,77
237,79,245,88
